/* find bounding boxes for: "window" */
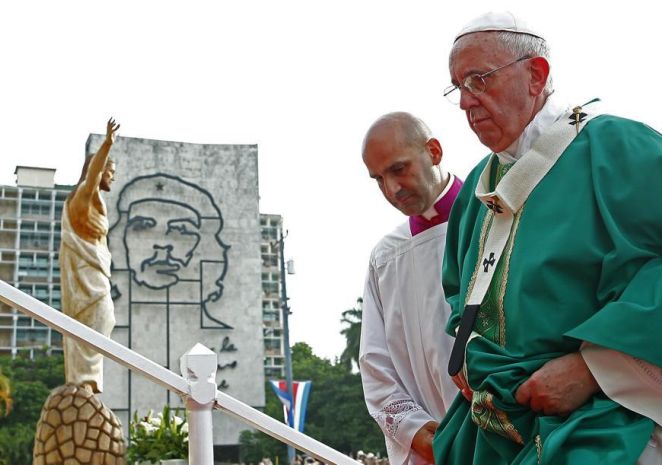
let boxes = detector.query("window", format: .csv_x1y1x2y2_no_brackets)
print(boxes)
16,316,32,327
263,282,279,295
262,255,278,267
51,332,63,348
22,190,36,200
264,339,280,350
21,201,50,217
16,327,48,346
265,367,283,378
20,231,49,249
18,284,33,294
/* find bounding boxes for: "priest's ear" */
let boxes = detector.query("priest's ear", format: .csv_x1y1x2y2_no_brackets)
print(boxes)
425,138,443,166
528,57,550,96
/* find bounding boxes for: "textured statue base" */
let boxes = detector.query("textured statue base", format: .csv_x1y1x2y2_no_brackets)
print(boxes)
33,383,126,465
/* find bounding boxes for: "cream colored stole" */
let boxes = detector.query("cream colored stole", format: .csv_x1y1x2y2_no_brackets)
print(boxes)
448,100,603,376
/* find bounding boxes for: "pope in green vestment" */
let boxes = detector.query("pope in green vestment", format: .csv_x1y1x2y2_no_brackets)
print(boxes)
433,113,662,465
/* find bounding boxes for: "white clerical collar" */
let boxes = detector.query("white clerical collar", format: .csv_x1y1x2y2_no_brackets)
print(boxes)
497,93,567,164
421,174,456,220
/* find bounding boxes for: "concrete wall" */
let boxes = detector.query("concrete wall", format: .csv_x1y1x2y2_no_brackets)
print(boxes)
88,134,264,445
15,167,56,188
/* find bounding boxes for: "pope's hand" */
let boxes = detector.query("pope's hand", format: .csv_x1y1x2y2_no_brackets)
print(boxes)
452,372,473,401
515,352,600,416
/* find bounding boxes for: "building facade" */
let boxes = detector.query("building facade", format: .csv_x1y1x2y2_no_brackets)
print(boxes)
0,167,73,357
260,213,285,379
0,169,286,378
0,144,287,445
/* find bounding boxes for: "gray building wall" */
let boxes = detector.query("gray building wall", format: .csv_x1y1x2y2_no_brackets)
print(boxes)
87,134,265,445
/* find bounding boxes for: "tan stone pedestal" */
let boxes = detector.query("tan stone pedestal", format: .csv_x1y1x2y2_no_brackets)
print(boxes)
33,384,126,465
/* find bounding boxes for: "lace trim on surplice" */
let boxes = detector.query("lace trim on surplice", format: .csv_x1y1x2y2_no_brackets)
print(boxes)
371,399,422,439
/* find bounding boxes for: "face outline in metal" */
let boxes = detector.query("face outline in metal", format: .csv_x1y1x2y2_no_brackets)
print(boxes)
109,173,231,328
124,199,202,289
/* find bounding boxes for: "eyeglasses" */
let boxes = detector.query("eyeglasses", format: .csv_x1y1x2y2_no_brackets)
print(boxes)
443,56,531,105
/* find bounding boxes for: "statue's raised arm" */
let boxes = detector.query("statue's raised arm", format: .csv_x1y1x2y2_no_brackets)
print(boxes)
67,118,119,243
75,117,119,200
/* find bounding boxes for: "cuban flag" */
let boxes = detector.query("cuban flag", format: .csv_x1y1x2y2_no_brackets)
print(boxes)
269,380,312,433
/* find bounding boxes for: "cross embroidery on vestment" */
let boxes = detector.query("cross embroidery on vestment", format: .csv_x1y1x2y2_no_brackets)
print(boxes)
483,252,496,272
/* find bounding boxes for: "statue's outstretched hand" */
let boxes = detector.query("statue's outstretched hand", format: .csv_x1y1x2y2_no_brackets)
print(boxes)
105,118,120,143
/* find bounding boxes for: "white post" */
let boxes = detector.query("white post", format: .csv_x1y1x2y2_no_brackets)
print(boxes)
181,343,217,465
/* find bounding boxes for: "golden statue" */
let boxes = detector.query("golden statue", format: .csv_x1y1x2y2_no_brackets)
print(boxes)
60,118,119,394
34,119,126,465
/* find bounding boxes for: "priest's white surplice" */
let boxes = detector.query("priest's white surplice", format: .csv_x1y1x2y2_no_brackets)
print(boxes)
360,221,457,465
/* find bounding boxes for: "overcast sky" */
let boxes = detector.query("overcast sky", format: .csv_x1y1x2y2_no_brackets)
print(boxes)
1,1,659,361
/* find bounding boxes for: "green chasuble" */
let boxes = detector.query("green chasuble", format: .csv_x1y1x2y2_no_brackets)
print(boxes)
433,115,662,465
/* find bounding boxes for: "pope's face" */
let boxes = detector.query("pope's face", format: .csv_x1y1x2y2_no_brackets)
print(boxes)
450,33,535,153
124,200,201,289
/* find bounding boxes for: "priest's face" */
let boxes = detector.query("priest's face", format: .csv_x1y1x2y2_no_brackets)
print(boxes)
363,124,442,216
450,32,537,153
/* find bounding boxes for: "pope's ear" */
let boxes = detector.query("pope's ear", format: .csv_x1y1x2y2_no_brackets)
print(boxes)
426,138,443,165
528,57,550,96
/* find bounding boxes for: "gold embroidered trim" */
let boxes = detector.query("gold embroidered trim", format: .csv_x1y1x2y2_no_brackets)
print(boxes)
466,162,519,346
535,434,543,464
470,390,524,445
496,206,525,346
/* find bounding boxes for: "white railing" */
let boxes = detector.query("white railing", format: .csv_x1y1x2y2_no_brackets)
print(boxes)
0,280,357,465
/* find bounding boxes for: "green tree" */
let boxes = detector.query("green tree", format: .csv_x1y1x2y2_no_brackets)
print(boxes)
339,298,363,371
239,341,385,461
239,381,288,465
239,427,287,465
291,342,384,456
0,352,65,465
0,367,11,417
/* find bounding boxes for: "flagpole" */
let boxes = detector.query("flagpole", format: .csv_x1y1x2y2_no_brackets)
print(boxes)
278,230,296,465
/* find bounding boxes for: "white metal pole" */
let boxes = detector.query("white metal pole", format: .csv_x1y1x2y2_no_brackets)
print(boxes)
181,343,218,465
187,399,215,465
